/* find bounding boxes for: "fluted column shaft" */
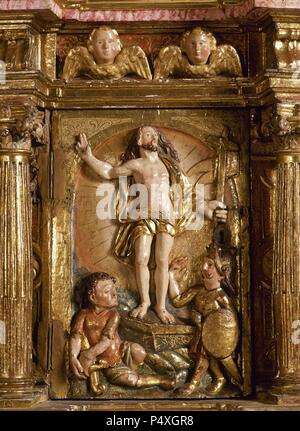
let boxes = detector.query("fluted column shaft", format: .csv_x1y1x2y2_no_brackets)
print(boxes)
0,149,33,392
272,129,300,392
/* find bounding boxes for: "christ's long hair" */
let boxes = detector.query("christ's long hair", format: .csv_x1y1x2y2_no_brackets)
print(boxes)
120,126,180,164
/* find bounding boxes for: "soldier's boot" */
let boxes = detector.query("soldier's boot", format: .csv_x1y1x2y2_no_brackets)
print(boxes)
206,377,226,395
221,356,242,387
174,356,209,397
136,375,176,390
206,358,226,395
89,370,108,395
89,360,109,395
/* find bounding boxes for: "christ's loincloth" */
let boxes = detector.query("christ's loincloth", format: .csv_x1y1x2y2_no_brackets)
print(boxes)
114,218,176,258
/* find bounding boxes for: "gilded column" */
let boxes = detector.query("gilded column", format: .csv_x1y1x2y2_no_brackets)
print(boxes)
0,106,47,406
270,106,300,402
259,13,300,402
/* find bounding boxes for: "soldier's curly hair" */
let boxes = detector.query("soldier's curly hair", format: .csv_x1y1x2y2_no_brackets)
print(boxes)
80,272,116,309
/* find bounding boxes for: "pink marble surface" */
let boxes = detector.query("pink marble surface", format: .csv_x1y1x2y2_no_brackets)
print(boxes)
256,0,300,7
0,0,299,22
2,0,63,17
62,0,257,21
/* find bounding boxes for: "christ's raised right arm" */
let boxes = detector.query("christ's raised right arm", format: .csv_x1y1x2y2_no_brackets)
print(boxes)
76,132,135,179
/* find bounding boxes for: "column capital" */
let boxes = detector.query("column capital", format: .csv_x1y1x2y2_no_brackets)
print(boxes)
275,105,300,158
282,105,300,156
0,105,45,154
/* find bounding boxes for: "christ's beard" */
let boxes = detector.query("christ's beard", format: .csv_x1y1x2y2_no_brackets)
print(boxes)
142,143,158,152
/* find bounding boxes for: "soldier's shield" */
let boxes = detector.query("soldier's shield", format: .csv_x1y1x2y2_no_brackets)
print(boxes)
202,308,239,359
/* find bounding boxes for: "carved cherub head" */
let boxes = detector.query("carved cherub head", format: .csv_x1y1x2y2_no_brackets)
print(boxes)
180,27,217,65
81,272,118,309
87,26,122,65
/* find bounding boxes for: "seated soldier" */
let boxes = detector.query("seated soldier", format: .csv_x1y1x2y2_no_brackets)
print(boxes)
70,272,176,395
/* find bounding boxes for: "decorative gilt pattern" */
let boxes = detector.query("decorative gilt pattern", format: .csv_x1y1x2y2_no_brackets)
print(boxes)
41,33,57,80
121,317,195,352
60,117,132,149
154,27,242,80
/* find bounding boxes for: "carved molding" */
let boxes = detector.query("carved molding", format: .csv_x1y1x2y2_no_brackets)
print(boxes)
274,26,300,70
0,30,36,71
61,0,246,10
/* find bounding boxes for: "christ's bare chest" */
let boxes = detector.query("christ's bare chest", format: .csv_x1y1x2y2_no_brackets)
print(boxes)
133,159,169,186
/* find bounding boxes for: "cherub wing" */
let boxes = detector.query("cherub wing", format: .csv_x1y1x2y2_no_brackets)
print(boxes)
62,46,97,81
115,46,152,80
209,45,243,77
154,45,184,79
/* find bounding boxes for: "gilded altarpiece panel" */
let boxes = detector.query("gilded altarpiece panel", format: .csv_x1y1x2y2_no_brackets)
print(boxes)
48,108,251,400
251,159,277,384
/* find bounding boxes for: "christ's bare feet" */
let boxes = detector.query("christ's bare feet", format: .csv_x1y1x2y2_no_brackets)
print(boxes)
154,306,176,324
130,302,150,320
